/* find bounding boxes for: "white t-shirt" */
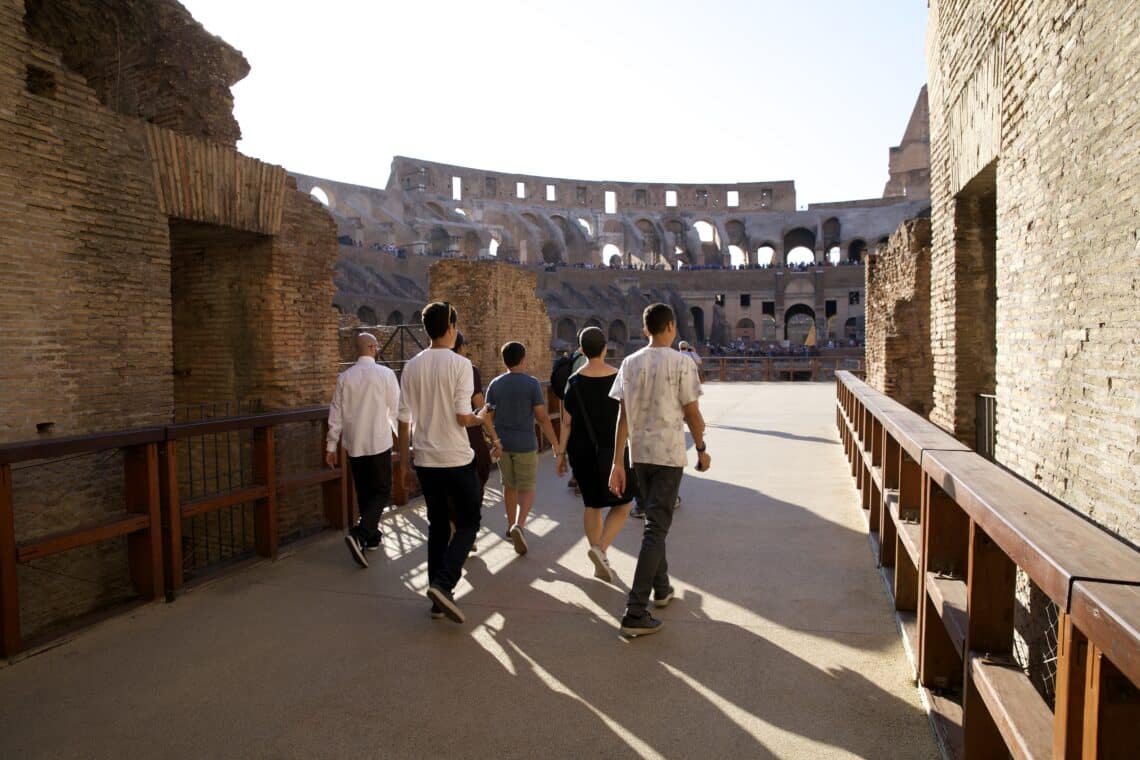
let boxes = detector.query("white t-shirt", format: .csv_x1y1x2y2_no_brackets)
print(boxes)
326,357,401,457
398,348,475,468
609,345,703,467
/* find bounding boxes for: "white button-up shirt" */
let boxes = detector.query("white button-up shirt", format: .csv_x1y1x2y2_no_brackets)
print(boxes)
609,346,703,467
326,356,400,457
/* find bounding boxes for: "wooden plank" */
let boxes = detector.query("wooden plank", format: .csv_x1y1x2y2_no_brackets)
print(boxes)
966,653,1052,760
923,450,1140,608
926,572,969,657
1082,644,1140,759
165,405,328,440
927,689,965,760
0,427,165,465
0,464,19,656
277,468,340,492
1069,582,1140,688
890,493,922,565
160,440,184,595
879,409,969,464
17,515,150,562
181,486,269,519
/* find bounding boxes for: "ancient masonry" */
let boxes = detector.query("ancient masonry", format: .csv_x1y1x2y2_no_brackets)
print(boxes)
0,0,339,637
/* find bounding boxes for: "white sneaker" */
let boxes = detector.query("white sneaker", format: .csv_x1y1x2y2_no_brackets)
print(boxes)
588,546,612,582
509,524,528,555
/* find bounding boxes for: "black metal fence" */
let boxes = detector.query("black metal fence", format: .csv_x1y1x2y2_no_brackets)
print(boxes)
975,393,997,461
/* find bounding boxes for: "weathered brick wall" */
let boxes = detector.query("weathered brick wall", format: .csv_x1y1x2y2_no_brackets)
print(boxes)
928,0,1139,543
429,261,552,388
864,218,933,416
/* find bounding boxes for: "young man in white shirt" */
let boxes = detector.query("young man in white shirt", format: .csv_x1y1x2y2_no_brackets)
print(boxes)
609,303,711,637
396,302,489,623
326,332,401,569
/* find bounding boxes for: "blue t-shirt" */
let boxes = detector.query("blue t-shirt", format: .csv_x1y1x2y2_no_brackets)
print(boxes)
486,371,545,452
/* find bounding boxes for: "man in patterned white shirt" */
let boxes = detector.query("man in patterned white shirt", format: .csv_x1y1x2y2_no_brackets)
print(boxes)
326,332,401,569
609,303,711,637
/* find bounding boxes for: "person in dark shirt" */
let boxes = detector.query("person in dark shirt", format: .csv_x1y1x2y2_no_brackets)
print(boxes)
555,327,636,584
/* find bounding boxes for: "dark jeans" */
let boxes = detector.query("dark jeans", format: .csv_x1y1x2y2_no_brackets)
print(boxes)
626,463,684,617
416,460,481,593
348,450,392,543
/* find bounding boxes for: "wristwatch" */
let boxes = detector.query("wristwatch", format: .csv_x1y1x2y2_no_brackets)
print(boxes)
695,443,707,453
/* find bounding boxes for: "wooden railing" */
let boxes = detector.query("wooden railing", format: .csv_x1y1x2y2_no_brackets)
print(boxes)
0,406,349,657
835,371,1140,759
705,356,864,382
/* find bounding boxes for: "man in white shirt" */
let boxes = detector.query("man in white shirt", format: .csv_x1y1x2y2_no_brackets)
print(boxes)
326,332,401,569
396,302,488,623
609,304,711,637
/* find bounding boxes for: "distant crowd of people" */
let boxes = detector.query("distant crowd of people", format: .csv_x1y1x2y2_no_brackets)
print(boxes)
326,301,709,637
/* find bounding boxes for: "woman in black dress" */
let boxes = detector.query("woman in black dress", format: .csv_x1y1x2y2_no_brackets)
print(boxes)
555,327,635,583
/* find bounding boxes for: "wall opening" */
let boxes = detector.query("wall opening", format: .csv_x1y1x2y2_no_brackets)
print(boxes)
728,244,746,268
690,307,705,343
786,247,815,266
516,182,526,199
756,245,775,267
309,187,330,207
665,190,677,207
546,184,556,202
451,176,462,201
726,190,739,207
604,191,617,214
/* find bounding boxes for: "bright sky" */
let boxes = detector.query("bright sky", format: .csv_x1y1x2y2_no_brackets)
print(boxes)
179,0,928,206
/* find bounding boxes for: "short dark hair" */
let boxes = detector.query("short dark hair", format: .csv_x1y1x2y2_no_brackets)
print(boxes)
501,341,526,368
643,303,675,335
578,326,606,358
421,301,456,339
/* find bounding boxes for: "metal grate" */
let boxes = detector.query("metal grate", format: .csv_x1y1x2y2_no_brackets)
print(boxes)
975,394,997,460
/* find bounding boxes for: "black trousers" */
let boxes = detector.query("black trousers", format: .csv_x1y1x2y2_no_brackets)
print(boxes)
348,450,392,543
416,460,481,593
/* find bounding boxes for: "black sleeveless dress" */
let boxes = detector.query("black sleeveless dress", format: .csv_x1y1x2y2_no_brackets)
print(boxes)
564,373,636,507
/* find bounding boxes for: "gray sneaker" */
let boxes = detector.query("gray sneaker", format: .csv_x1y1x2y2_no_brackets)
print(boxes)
588,546,612,583
653,586,675,607
426,586,464,624
344,533,368,568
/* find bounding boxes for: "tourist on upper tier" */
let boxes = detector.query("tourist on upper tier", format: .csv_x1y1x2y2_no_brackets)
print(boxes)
555,327,636,584
484,341,561,555
326,332,400,569
396,302,487,624
608,303,710,637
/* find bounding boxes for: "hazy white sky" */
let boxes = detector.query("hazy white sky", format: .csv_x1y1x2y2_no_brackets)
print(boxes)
180,0,928,205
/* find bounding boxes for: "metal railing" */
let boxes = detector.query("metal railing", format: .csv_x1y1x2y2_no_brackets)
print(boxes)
975,393,996,461
704,356,865,382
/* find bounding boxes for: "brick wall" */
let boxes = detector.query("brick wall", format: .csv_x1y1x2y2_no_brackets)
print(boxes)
927,0,1139,543
864,218,933,416
428,261,553,388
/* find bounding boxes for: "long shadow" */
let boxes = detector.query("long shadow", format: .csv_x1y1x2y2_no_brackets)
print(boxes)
706,422,837,445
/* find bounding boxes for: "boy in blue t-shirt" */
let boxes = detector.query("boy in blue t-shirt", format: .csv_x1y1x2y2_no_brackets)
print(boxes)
485,341,561,555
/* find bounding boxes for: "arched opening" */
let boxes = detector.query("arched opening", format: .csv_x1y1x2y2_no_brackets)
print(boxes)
736,318,756,341
462,230,480,258
357,305,377,325
822,217,841,249
309,187,330,206
725,219,747,246
784,304,816,344
756,245,776,267
783,228,816,265
386,310,404,325
847,239,867,263
429,226,450,255
608,320,628,345
694,220,720,246
845,316,858,340
488,238,500,257
690,307,705,343
556,318,577,344
826,245,841,264
761,315,777,341
585,317,604,330
636,219,661,265
542,241,563,264
786,247,815,267
603,243,622,267
728,245,746,268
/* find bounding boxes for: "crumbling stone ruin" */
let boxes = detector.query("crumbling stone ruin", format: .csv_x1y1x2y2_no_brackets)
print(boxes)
1,0,339,636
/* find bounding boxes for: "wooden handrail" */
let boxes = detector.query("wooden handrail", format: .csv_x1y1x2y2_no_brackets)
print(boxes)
0,428,165,465
834,371,1140,758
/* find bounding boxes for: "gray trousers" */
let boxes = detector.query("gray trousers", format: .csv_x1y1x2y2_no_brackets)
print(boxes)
626,463,683,617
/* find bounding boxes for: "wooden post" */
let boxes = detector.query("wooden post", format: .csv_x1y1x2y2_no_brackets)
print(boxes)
1053,612,1087,759
962,521,1016,756
124,443,164,600
718,358,726,381
0,464,19,657
1082,645,1140,759
253,427,278,559
159,440,183,596
320,425,347,529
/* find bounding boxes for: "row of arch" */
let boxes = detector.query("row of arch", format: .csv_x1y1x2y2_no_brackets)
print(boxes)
554,317,628,346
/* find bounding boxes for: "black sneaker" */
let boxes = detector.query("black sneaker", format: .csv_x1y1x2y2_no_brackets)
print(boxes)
426,585,465,623
430,603,445,620
653,586,675,607
344,533,368,568
629,504,645,519
620,612,664,637
363,535,383,552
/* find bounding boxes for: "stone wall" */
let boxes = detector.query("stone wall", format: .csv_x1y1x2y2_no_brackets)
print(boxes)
864,218,933,416
927,0,1139,543
428,261,552,389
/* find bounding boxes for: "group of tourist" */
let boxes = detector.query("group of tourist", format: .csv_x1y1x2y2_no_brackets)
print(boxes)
325,301,710,636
